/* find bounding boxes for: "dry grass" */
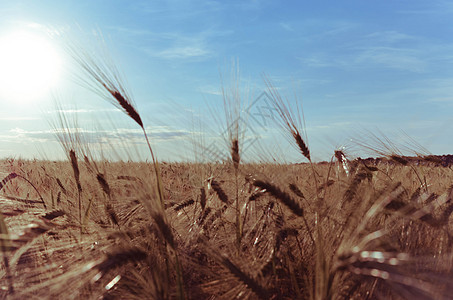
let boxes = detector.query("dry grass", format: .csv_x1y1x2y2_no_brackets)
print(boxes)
0,157,452,299
0,42,451,300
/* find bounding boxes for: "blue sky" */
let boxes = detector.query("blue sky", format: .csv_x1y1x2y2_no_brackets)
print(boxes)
1,0,453,162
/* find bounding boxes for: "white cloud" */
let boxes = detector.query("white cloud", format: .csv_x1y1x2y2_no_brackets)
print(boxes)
398,1,453,15
365,31,415,43
46,108,119,114
199,85,222,96
0,124,192,150
298,56,341,68
155,46,210,59
132,0,224,18
135,30,216,60
354,47,426,72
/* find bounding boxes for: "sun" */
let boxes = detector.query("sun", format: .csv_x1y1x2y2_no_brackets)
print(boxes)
0,30,61,102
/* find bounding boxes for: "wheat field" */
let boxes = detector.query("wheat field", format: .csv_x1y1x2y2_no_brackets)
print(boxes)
0,49,452,300
0,155,452,299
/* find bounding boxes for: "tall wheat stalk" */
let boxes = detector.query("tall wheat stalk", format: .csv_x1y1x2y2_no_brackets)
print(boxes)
66,35,183,298
67,38,164,205
220,64,245,250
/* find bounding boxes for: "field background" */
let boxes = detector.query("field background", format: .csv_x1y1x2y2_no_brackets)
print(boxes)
0,155,452,299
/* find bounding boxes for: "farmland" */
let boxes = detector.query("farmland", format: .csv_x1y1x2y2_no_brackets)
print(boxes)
0,155,452,299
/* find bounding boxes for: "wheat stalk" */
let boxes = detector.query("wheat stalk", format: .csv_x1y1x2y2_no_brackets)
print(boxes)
263,75,310,161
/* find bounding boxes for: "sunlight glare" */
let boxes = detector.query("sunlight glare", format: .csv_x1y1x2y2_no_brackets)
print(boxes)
0,30,61,103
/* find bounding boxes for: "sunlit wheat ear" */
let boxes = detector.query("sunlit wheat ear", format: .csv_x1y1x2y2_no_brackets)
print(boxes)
342,169,372,206
96,173,111,196
221,256,270,300
106,204,119,226
117,175,140,182
342,182,405,250
67,38,142,125
390,155,409,166
94,247,147,277
42,210,65,220
69,149,83,225
288,183,305,199
1,208,26,217
422,154,443,165
68,37,167,207
197,207,212,226
56,178,67,195
67,38,157,162
207,177,229,204
202,205,227,232
96,173,119,225
409,187,421,202
293,130,311,161
275,186,313,242
69,150,81,192
248,189,265,201
251,179,303,217
335,149,350,175
110,90,143,128
199,187,206,211
0,172,17,191
0,172,46,208
231,138,240,169
152,213,176,250
317,179,335,192
174,199,195,212
359,158,379,172
263,75,311,161
389,190,453,227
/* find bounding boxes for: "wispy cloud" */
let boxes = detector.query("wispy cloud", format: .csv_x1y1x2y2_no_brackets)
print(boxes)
364,30,415,43
134,31,215,60
154,46,210,59
131,0,224,18
4,128,54,143
199,85,222,96
351,31,424,72
298,29,430,72
398,0,453,15
1,125,192,147
46,108,119,114
354,46,426,72
298,56,343,68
